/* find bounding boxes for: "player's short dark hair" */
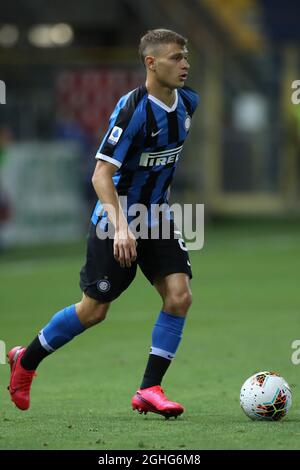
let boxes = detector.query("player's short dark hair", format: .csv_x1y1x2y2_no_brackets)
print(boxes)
139,29,188,65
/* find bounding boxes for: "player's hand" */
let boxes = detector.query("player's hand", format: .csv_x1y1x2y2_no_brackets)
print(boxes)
113,228,137,268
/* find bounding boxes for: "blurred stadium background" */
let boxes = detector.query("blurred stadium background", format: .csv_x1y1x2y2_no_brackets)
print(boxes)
1,0,300,246
1,0,300,450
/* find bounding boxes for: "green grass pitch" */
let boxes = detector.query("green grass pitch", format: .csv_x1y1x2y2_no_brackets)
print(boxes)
0,220,300,450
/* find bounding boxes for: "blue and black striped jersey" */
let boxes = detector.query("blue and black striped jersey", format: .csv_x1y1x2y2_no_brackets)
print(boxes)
91,85,199,226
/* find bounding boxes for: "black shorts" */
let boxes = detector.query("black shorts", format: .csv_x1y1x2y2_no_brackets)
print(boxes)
79,220,192,302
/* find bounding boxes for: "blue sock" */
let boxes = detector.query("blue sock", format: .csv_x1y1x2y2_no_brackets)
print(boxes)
151,310,186,360
140,311,186,389
38,304,85,352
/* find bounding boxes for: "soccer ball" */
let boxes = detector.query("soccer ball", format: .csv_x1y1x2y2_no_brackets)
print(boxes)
240,371,292,421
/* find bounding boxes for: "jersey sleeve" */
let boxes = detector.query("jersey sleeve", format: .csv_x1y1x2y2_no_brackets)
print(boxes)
95,88,146,168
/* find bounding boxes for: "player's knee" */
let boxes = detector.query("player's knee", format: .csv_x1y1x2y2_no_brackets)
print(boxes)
76,299,109,328
164,290,192,316
87,304,108,326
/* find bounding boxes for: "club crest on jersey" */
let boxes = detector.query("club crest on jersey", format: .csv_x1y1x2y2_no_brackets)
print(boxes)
108,126,123,145
139,145,183,167
184,114,192,131
97,279,111,292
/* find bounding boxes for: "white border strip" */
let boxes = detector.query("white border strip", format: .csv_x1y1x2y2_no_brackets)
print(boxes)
150,346,174,360
148,89,178,113
95,153,122,168
38,331,55,353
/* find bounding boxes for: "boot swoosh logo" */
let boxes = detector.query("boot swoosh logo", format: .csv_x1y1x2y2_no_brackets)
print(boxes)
151,129,162,137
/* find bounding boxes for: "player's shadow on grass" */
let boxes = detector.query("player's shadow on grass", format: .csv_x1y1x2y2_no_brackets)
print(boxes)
113,414,186,422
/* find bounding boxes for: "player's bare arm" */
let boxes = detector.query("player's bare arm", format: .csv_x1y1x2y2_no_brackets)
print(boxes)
92,160,137,268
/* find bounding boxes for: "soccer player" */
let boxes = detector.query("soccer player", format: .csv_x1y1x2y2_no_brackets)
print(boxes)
7,29,199,419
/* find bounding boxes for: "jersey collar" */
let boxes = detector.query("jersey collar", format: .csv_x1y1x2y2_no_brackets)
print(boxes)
148,89,178,113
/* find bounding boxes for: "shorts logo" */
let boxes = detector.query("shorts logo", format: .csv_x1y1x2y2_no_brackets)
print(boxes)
108,126,123,145
184,114,191,131
97,279,111,292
